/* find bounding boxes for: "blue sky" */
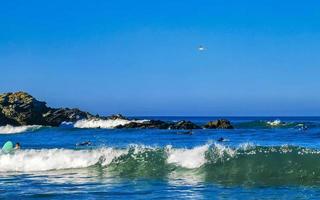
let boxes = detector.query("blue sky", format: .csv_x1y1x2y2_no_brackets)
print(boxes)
1,0,320,116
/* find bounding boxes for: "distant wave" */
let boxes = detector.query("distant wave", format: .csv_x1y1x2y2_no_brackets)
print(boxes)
0,125,43,134
266,119,282,126
236,119,314,129
73,118,149,129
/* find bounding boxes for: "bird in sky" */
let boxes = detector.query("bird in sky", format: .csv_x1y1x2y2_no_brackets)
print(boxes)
198,45,207,51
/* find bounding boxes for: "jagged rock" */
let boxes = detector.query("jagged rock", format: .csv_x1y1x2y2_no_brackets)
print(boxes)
168,120,201,130
0,92,93,126
115,120,169,129
43,108,93,126
0,92,49,125
115,120,202,130
0,112,18,126
203,119,233,129
108,114,127,120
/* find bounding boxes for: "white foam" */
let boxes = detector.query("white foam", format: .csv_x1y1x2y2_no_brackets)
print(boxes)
0,148,125,172
0,125,42,134
60,121,74,127
267,120,282,126
0,143,254,172
166,144,210,169
73,118,149,129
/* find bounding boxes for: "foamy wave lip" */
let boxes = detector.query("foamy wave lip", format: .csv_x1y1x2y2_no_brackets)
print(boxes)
73,118,149,129
166,144,210,169
0,125,42,134
0,143,268,172
266,120,282,126
0,148,126,172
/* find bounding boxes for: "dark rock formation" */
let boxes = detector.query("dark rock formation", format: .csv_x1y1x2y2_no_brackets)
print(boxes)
0,112,18,126
203,119,234,129
43,108,93,126
108,114,127,120
0,92,234,130
168,120,201,130
115,120,201,130
0,92,49,125
0,92,93,126
115,120,169,129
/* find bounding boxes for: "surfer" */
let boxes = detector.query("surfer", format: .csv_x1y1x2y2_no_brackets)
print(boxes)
198,45,207,51
217,137,228,142
76,141,92,146
2,141,20,153
14,143,21,150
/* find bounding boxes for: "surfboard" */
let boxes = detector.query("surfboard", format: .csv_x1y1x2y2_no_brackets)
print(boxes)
2,141,13,153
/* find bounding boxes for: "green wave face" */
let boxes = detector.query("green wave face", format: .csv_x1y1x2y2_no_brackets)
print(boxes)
202,146,320,186
103,145,320,186
234,120,318,129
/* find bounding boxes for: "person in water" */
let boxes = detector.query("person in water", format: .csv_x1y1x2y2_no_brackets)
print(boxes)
14,143,21,150
217,137,229,142
76,141,92,146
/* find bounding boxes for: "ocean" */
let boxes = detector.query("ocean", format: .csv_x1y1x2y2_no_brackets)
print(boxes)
1,116,320,199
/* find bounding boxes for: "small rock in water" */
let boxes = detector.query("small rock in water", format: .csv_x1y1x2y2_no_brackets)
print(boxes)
204,119,233,129
168,120,201,130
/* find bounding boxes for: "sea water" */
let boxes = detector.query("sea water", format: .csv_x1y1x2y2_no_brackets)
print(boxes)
1,117,320,199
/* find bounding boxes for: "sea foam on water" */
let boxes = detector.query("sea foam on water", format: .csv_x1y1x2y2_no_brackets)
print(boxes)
73,118,149,129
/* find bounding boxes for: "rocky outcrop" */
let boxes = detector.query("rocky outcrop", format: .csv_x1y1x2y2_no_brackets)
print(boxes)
0,92,234,130
168,120,201,130
0,92,49,125
0,92,93,126
203,119,233,129
0,112,17,126
115,120,169,129
115,120,201,130
43,108,93,126
108,114,127,120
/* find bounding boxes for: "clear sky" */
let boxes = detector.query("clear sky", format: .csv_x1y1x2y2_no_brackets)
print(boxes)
1,0,320,116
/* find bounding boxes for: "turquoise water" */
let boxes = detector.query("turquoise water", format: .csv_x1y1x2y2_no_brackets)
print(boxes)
1,117,320,199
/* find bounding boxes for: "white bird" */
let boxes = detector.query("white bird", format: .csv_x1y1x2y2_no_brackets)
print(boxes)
198,45,207,51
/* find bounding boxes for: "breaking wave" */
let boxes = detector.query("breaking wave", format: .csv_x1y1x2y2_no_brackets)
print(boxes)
73,118,149,129
266,119,282,126
236,119,315,129
2,143,320,186
0,143,246,172
0,148,125,172
0,125,43,134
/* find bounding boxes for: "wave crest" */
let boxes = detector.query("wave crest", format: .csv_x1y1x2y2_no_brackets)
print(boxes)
0,125,43,134
73,118,149,129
